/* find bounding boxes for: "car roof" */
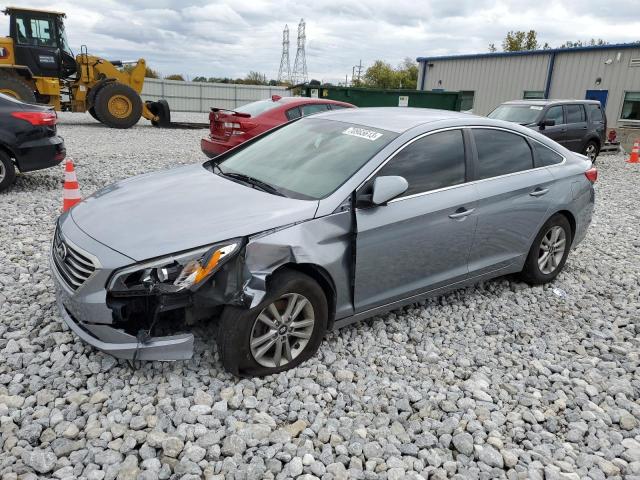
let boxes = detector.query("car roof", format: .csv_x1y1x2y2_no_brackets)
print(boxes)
312,107,476,133
500,99,601,106
276,97,352,106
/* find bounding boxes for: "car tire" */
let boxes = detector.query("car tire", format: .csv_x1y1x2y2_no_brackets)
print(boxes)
0,75,37,103
520,213,572,285
94,82,142,129
0,151,16,193
216,270,328,377
88,107,100,122
582,140,599,163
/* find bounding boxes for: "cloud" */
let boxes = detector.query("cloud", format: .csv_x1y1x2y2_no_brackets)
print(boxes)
2,0,639,82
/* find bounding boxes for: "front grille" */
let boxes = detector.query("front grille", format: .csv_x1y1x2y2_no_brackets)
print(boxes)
52,228,96,290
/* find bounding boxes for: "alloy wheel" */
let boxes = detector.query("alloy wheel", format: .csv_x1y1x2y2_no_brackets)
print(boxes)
250,293,315,368
585,144,597,161
538,226,567,274
0,161,5,183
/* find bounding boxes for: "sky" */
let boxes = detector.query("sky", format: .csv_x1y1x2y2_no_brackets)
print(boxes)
3,0,640,83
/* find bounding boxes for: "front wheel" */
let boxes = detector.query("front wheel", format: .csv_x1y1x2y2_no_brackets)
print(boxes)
93,83,142,129
0,151,16,192
582,140,599,163
216,270,327,377
520,214,572,285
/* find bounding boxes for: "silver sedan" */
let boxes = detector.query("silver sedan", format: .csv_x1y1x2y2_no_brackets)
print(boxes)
51,108,596,376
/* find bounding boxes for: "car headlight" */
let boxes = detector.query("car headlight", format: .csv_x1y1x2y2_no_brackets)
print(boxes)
109,240,241,295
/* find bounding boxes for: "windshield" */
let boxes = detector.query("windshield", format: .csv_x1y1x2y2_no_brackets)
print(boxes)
215,118,397,200
488,104,543,124
235,99,282,117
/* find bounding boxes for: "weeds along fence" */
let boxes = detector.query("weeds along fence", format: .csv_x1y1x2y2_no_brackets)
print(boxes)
141,78,291,113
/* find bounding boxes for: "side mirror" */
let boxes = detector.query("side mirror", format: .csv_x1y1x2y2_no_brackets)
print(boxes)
371,176,409,205
539,119,555,129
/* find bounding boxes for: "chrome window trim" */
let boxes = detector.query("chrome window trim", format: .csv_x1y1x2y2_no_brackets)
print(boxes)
358,125,567,206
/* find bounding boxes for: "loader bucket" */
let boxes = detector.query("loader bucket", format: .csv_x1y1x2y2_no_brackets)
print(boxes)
146,99,171,127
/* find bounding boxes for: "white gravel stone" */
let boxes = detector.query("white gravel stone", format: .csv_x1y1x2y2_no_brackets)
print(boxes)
0,119,637,479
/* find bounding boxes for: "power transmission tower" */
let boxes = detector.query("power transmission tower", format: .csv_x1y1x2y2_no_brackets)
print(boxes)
353,60,363,85
277,25,291,83
291,19,308,85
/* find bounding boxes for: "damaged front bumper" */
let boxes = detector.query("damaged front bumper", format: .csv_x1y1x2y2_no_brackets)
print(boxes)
50,219,198,361
55,296,194,360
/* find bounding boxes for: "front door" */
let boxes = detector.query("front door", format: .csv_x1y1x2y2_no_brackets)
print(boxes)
538,105,567,146
585,90,608,108
467,128,555,275
354,129,478,311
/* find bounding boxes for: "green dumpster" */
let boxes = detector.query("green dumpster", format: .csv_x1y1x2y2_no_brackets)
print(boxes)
298,85,462,111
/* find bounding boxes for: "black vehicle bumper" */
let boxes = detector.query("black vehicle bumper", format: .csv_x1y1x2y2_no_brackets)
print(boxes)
15,135,66,173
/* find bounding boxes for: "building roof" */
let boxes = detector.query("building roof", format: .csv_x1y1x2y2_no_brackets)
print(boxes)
417,42,640,63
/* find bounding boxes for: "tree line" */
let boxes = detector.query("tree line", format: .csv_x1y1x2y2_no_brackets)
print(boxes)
489,31,615,52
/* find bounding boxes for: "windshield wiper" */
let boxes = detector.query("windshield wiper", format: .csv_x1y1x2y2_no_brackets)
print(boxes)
215,166,286,197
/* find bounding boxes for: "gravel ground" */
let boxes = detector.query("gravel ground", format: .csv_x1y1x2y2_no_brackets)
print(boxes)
0,112,639,480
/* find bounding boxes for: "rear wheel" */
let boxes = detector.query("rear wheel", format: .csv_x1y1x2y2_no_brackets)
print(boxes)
0,75,36,103
0,151,16,193
94,82,142,128
520,214,572,285
216,270,328,377
582,140,599,163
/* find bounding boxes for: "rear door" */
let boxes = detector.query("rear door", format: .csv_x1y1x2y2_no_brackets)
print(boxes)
467,128,556,276
354,129,478,311
564,104,588,152
539,105,567,146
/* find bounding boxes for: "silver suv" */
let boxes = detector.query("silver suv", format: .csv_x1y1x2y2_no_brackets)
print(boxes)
488,100,606,162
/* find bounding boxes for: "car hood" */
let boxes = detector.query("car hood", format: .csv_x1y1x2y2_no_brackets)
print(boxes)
71,163,319,261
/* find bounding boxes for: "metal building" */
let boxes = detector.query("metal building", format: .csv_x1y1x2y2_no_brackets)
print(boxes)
416,43,640,146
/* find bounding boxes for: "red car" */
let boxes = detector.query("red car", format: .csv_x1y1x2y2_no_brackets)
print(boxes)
201,96,355,158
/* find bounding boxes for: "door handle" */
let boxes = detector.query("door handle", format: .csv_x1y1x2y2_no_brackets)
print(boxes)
449,207,475,219
530,187,549,197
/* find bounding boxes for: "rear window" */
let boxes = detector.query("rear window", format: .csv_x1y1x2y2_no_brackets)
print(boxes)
236,99,282,117
588,104,604,123
488,105,542,124
533,142,564,167
473,129,533,179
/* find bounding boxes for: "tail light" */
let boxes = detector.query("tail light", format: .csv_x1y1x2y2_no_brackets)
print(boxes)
584,167,598,183
11,110,57,126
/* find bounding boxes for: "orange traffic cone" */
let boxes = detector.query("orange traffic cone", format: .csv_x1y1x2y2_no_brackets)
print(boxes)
626,139,640,163
62,159,81,212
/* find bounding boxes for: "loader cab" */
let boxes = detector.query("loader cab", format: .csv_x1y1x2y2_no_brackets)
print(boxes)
4,7,76,78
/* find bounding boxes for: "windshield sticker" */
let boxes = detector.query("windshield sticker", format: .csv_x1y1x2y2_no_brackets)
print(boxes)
343,127,383,141
530,106,544,110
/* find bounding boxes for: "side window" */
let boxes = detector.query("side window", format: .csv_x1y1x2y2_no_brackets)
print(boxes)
587,104,603,123
285,107,301,121
300,104,330,116
377,130,466,197
474,129,534,180
545,105,564,125
566,104,586,123
533,142,563,167
328,104,349,110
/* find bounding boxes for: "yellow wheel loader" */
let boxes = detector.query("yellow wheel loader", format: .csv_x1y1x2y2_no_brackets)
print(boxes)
0,7,170,128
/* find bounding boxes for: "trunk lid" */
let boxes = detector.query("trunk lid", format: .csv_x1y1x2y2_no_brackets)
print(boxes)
209,109,257,140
